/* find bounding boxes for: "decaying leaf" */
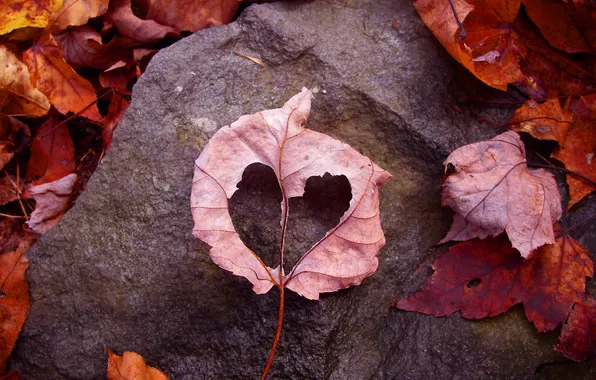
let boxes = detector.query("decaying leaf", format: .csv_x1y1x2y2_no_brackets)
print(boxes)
555,295,596,362
0,233,35,371
0,46,50,117
509,99,572,145
26,117,75,185
440,131,561,257
191,88,391,300
23,35,103,123
396,228,593,332
107,349,167,380
136,0,241,33
27,173,77,235
105,0,178,44
0,0,64,35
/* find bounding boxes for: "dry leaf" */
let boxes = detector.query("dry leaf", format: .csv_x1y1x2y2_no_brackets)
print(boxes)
105,0,179,44
0,0,64,35
509,99,573,145
47,0,110,33
23,35,103,123
440,131,561,257
103,92,130,150
107,349,167,380
191,88,391,300
27,173,77,235
396,228,593,332
136,0,241,33
0,46,50,117
0,234,35,371
26,117,75,185
555,295,596,362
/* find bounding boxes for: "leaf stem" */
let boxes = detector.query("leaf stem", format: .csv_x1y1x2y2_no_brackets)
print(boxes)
262,285,284,380
528,163,596,188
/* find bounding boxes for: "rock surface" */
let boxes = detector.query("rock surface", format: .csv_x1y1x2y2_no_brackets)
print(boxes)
10,0,596,379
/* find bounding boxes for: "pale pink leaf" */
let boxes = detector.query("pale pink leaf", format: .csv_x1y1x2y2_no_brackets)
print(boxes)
27,173,77,235
191,88,391,300
440,131,561,257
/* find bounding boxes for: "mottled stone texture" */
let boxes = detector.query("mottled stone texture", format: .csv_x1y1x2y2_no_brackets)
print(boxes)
10,0,596,379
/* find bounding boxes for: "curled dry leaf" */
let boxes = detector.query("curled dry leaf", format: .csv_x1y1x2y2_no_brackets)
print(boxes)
107,349,167,380
509,99,572,145
26,117,75,185
396,228,594,332
555,295,596,362
0,0,63,35
0,233,35,371
27,173,77,235
54,25,133,70
105,0,178,44
0,46,50,117
191,88,391,300
440,131,561,257
23,35,103,123
47,0,110,33
136,0,241,33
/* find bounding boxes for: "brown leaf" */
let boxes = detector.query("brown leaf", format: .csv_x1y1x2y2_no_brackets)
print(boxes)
0,0,63,35
107,349,167,380
47,0,110,33
99,61,138,95
191,88,391,300
0,233,35,371
396,228,594,332
509,99,573,145
27,173,77,235
555,295,596,362
103,92,129,150
0,176,22,207
0,46,50,117
54,25,133,70
105,0,178,44
440,131,562,257
22,34,103,123
136,0,240,33
523,0,596,54
26,117,75,185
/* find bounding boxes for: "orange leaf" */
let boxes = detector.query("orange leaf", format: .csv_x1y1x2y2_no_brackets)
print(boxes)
523,0,596,54
136,0,241,33
0,46,50,117
552,117,596,209
22,35,103,123
0,234,35,371
440,131,562,257
26,117,75,185
191,88,392,300
107,349,167,380
47,0,110,33
509,98,573,145
396,227,594,332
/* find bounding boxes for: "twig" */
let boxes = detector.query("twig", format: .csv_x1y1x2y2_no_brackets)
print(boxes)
447,0,467,40
233,51,265,66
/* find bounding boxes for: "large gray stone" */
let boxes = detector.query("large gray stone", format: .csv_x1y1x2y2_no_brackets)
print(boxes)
10,0,596,378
